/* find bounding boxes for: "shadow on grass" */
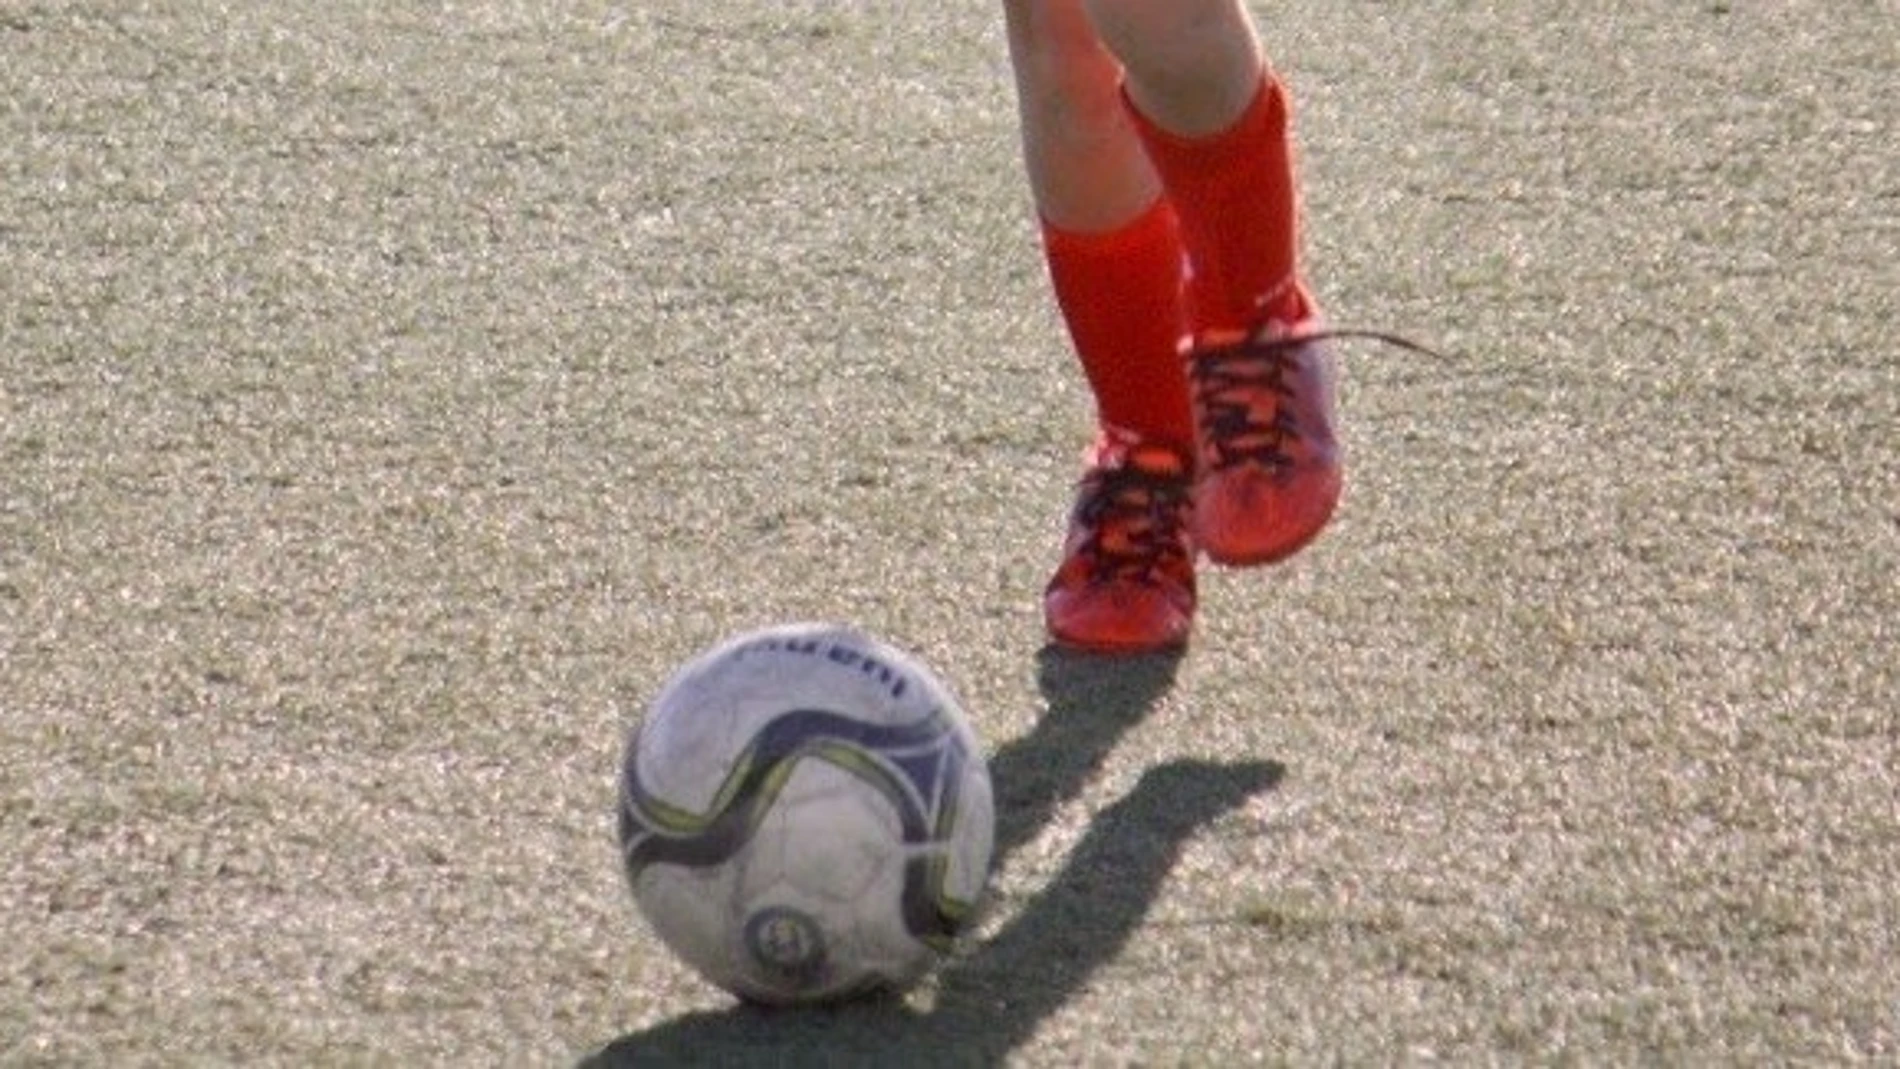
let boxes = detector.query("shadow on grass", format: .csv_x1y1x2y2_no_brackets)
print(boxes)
583,646,1283,1068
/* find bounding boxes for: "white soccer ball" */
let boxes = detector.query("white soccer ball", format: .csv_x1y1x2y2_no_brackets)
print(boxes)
618,622,995,1005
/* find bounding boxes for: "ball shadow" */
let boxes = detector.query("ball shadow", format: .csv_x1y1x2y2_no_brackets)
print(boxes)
581,646,1284,1068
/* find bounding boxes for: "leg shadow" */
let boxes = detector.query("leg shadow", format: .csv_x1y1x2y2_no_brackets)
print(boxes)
993,645,1189,867
582,647,1283,1068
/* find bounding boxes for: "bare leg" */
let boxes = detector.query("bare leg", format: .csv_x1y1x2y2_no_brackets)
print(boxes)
1001,0,1160,232
1083,0,1267,135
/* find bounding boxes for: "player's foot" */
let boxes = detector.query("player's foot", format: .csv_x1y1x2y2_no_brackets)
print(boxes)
1186,299,1341,566
1043,430,1197,654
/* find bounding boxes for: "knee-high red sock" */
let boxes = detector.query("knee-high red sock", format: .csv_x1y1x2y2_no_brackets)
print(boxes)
1040,198,1195,454
1123,78,1309,334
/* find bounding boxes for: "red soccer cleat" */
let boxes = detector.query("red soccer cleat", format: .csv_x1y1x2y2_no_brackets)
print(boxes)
1043,431,1198,653
1186,305,1342,567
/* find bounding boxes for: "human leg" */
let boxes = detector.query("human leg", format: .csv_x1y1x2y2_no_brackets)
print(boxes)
1003,0,1197,650
1085,0,1340,564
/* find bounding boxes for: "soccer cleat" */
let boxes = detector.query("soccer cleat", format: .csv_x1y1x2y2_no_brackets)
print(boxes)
1043,431,1198,653
1186,305,1342,567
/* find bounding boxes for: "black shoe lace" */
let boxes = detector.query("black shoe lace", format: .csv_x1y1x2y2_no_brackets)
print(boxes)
1189,328,1446,472
1071,460,1193,582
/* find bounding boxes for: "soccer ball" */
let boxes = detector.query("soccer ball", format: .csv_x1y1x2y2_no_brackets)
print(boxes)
617,623,995,1005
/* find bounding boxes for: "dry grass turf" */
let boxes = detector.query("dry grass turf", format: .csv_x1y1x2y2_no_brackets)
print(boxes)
3,0,1896,1064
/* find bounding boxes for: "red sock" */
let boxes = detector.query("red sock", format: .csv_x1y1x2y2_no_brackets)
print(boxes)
1124,78,1308,333
1040,199,1195,454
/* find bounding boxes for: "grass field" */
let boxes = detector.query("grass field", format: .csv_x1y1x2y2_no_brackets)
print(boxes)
4,1,1897,1064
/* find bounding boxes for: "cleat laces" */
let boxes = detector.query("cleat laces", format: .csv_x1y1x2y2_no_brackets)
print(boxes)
1189,327,1446,472
1067,453,1194,583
